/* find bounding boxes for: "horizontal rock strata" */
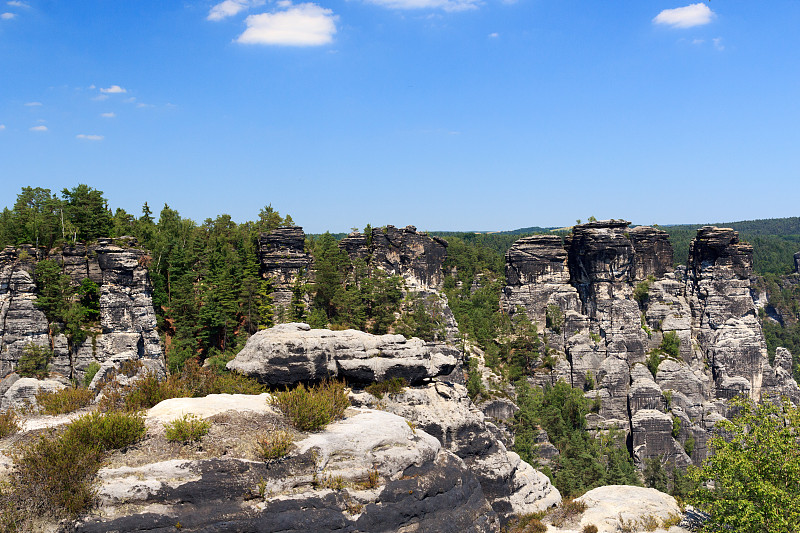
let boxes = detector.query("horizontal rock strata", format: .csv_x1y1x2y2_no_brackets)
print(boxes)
228,322,459,386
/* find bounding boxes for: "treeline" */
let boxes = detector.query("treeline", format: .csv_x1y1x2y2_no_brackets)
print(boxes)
1,185,449,372
0,185,297,372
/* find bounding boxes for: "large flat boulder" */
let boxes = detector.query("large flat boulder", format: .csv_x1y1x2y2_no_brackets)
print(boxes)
227,323,459,386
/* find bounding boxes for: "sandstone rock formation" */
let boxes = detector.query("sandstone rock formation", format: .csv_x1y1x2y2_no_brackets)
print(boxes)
0,238,163,405
502,221,800,468
75,397,501,532
547,485,687,533
229,323,560,525
354,381,561,523
339,225,448,291
227,322,459,386
257,226,313,319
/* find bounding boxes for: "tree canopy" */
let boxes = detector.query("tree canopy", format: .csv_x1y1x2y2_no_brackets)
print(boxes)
689,395,800,532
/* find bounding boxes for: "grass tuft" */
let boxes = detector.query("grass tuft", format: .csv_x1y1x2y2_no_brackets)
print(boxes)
256,430,294,460
164,414,211,443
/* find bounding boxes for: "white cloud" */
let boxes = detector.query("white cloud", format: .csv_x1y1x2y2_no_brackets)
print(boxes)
237,3,337,46
123,96,136,103
29,125,48,132
93,94,109,101
713,37,724,51
207,0,265,21
24,101,42,106
7,1,29,7
76,134,104,141
653,3,715,29
100,112,116,118
0,124,5,130
488,32,498,38
100,85,127,94
692,38,704,45
136,102,154,108
1,12,15,19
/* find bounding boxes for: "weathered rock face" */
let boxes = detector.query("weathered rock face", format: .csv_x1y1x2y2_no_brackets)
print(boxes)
0,247,51,377
228,323,459,386
354,382,561,524
75,399,500,533
339,225,448,291
547,485,687,533
502,235,579,327
0,239,162,388
258,226,313,319
629,225,674,281
795,251,800,274
502,221,800,469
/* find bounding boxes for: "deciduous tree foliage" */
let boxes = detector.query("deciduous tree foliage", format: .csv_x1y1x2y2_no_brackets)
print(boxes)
689,395,800,532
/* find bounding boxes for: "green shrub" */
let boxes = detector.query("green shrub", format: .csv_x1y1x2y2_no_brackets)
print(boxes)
365,377,407,399
672,416,681,439
507,516,547,532
683,434,695,456
207,370,265,395
83,361,101,387
3,409,144,520
633,276,654,305
546,304,564,334
256,430,293,460
660,331,680,359
35,387,94,415
65,411,146,451
10,431,102,516
15,343,51,379
646,351,661,379
98,359,265,413
0,410,20,438
466,358,485,401
164,414,210,443
271,380,349,431
584,371,595,391
123,372,190,411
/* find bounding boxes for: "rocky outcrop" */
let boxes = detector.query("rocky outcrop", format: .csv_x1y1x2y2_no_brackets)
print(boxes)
502,221,800,469
548,485,687,533
229,323,559,525
0,238,163,406
629,226,674,281
56,238,162,376
227,323,459,386
339,225,448,291
795,251,800,274
353,382,561,523
75,397,500,533
501,235,579,327
258,226,314,319
0,247,51,377
0,377,65,410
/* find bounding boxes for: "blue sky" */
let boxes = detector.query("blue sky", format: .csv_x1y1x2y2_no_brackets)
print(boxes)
1,1,798,233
